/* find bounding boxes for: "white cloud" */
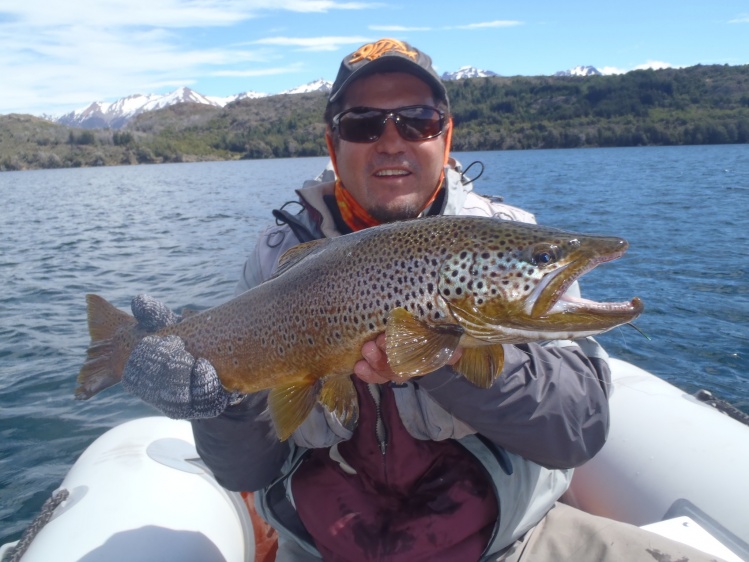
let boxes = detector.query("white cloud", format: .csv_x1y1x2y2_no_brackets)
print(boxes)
452,20,522,30
632,60,675,71
599,61,678,76
212,64,304,77
252,36,372,51
728,14,749,23
0,0,379,114
368,20,521,33
600,66,626,75
276,1,383,11
368,25,432,31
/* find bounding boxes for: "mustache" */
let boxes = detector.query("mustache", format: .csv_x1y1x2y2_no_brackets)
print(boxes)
366,156,418,175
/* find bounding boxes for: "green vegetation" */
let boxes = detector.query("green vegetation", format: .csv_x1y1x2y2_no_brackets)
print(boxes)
2,64,747,171
449,64,749,150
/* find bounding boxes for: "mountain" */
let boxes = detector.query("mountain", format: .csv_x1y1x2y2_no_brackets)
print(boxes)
279,79,332,95
442,66,498,80
554,65,602,77
4,63,747,171
56,86,268,130
206,90,268,106
55,81,331,129
54,65,618,130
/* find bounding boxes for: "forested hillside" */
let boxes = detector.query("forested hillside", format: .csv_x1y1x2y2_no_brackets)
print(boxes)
449,64,749,150
2,64,747,171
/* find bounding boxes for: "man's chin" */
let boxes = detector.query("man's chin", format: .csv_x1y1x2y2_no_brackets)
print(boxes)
369,202,422,223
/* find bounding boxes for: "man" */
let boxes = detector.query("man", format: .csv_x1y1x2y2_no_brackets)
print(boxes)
124,39,723,561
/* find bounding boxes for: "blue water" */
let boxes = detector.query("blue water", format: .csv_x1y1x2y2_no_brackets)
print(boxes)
1,145,747,544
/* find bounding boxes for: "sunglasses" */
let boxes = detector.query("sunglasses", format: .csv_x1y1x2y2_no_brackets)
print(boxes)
332,105,446,143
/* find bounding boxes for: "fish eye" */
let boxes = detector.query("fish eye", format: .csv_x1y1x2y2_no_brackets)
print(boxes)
530,244,561,267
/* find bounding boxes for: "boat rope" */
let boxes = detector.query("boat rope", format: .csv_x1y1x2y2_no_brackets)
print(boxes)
694,389,749,426
1,489,69,562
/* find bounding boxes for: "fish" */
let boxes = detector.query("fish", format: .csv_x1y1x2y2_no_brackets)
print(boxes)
76,215,643,440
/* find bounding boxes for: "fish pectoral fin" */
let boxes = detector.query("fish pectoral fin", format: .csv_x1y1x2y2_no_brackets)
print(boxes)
319,376,359,431
268,377,319,441
454,345,505,389
385,307,464,378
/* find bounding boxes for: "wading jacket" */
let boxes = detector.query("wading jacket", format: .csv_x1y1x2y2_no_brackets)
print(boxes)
191,162,612,561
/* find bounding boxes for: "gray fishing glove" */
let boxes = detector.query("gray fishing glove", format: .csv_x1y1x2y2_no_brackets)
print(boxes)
122,294,234,419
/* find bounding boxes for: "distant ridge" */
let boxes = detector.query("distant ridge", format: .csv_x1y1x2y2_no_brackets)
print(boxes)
554,65,603,77
55,80,333,129
52,66,614,129
3,63,747,172
55,86,268,130
279,79,332,95
442,66,498,80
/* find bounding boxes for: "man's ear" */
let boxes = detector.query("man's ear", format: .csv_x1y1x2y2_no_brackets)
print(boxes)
325,128,340,176
442,117,454,166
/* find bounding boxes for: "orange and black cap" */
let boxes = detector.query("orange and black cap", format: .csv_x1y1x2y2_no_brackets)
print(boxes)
328,38,449,109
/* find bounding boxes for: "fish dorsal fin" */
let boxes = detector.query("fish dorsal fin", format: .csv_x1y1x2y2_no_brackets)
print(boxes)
268,376,319,441
385,307,464,378
273,239,328,277
319,375,359,431
180,307,200,318
454,345,505,388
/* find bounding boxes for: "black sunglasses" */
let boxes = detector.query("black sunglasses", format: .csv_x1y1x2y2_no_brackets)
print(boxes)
332,105,446,143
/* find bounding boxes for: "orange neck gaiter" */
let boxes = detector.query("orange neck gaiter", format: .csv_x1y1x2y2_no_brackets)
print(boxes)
329,117,453,233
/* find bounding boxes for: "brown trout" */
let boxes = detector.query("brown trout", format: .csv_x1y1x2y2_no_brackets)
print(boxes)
76,215,643,440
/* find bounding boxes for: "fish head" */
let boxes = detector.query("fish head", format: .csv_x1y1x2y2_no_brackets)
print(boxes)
437,218,644,342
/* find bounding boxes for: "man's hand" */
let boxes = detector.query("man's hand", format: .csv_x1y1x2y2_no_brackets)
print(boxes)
122,295,236,419
354,333,463,384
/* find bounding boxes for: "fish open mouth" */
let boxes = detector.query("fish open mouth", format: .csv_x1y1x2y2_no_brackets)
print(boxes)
549,292,644,317
529,243,643,321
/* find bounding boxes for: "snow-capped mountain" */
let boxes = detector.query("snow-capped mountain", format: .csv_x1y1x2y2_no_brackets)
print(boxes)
55,81,332,129
51,64,610,130
554,65,602,77
279,79,332,95
442,66,498,80
56,86,268,130
207,90,268,106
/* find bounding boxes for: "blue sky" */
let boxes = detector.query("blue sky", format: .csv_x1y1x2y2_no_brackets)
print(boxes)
1,0,747,116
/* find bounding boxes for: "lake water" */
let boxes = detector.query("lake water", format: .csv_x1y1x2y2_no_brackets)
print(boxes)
1,145,747,544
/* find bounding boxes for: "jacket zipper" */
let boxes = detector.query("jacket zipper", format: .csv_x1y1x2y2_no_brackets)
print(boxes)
367,383,388,455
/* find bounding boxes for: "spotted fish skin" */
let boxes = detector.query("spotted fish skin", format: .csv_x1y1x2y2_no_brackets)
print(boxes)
76,215,643,440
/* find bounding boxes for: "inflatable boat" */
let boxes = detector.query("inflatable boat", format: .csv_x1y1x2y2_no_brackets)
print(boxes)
2,358,747,562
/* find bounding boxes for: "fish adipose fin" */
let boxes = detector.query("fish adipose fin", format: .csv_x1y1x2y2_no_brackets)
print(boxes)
319,376,359,431
268,377,320,441
76,294,135,399
454,345,505,388
385,307,464,378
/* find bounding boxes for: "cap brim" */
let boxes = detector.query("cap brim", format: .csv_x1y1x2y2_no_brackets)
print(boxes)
329,57,447,104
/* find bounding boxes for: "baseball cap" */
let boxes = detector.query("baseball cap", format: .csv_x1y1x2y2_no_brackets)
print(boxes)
328,38,449,108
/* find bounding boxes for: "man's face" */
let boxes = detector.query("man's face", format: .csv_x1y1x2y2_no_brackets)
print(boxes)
328,72,449,222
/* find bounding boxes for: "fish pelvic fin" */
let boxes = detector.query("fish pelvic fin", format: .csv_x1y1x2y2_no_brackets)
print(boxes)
454,345,505,389
75,294,136,400
268,377,320,441
319,375,359,431
385,307,464,378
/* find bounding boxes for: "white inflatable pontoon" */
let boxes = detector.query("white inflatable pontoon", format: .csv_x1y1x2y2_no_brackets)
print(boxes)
2,358,747,561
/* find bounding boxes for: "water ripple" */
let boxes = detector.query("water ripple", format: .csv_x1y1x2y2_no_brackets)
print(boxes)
1,149,747,544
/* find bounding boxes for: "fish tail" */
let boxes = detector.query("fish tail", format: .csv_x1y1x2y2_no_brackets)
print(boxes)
75,294,135,400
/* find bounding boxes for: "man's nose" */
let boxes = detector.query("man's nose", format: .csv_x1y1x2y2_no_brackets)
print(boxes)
376,117,406,150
